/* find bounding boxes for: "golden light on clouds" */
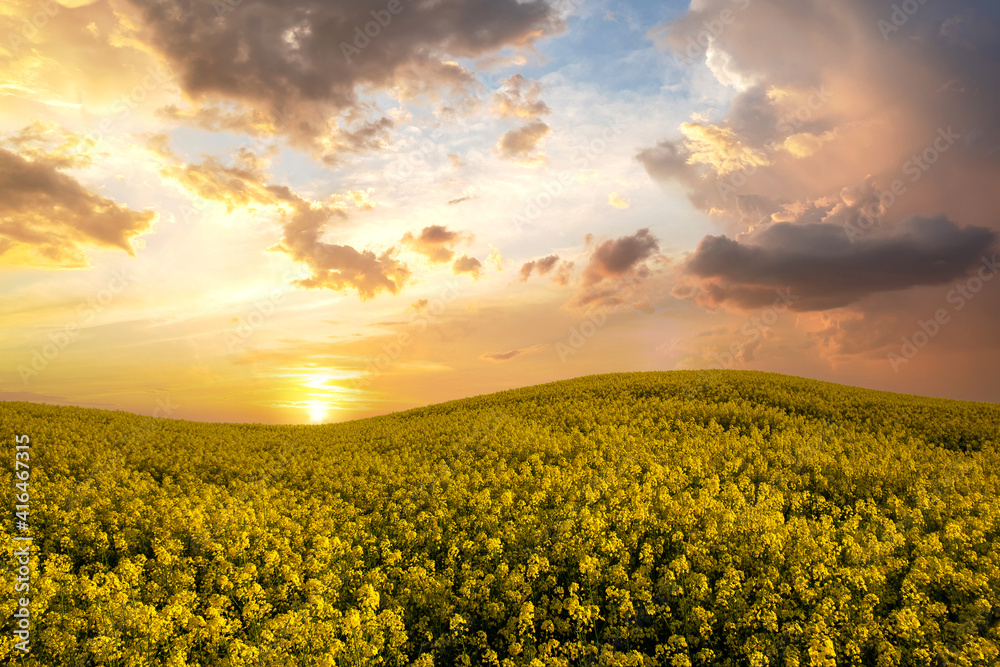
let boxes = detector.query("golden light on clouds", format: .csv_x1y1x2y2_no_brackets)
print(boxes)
782,130,838,158
1,0,998,425
608,192,630,209
678,122,771,176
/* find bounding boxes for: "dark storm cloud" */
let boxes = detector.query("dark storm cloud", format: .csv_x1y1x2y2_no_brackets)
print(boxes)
682,216,997,311
567,229,664,311
639,0,1000,231
582,228,659,286
123,0,563,159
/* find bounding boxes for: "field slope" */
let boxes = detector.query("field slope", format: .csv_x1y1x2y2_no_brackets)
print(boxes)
2,370,999,665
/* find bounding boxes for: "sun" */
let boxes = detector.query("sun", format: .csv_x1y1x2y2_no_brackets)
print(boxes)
306,401,328,424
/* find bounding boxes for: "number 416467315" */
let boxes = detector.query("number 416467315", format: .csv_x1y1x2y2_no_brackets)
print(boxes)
15,435,30,527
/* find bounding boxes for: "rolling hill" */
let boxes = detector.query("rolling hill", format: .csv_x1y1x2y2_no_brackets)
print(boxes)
2,371,998,665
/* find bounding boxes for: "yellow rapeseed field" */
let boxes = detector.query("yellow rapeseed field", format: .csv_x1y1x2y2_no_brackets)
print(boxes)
1,371,998,665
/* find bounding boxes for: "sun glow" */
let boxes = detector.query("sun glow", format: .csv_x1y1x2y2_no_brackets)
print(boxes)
306,400,329,424
272,369,367,423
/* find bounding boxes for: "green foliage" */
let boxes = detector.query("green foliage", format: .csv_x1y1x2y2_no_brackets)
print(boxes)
1,370,998,665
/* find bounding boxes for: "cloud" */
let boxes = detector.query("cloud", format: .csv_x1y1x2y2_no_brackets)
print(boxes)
453,254,482,277
582,228,660,286
481,343,545,362
150,136,409,299
782,130,837,158
482,349,523,361
153,144,280,213
680,216,997,311
158,106,396,166
495,121,551,162
486,245,505,271
489,74,553,163
401,225,472,263
518,254,574,286
2,121,96,169
0,1,181,119
568,229,664,311
677,122,771,176
639,0,1000,235
637,0,1000,383
287,246,407,299
118,0,564,160
267,194,410,299
608,192,629,209
0,130,156,268
552,260,575,286
490,74,550,119
518,254,560,281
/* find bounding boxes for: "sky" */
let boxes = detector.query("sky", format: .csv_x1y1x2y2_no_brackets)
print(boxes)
1,0,998,424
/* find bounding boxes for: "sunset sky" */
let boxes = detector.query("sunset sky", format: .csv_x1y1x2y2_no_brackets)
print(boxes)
2,0,999,424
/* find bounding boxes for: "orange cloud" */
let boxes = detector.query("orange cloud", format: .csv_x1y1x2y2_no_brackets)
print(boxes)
453,254,482,278
490,74,550,119
0,126,156,268
495,121,551,162
519,254,560,281
401,225,474,264
149,135,410,299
